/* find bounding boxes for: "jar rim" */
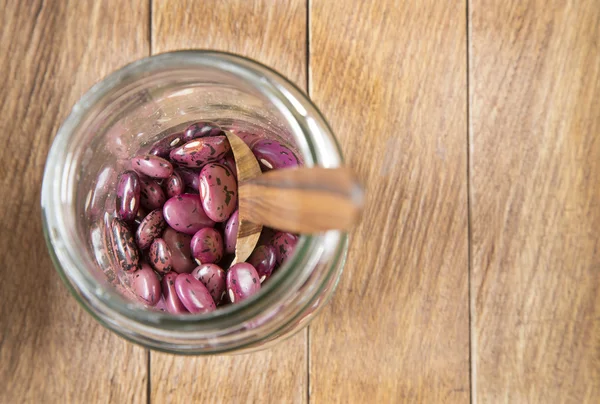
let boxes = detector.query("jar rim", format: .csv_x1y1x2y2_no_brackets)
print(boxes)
41,50,346,352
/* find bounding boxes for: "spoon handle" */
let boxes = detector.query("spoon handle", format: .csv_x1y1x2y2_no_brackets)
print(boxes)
239,167,363,234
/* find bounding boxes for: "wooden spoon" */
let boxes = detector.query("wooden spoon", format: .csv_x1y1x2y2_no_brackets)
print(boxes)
225,130,363,263
224,131,263,264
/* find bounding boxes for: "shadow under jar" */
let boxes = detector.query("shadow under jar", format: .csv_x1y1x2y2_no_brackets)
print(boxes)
41,51,348,354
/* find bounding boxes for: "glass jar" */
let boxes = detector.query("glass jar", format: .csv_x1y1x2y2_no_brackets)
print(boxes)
41,51,348,354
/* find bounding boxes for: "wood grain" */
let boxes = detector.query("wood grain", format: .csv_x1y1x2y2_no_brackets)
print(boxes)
470,1,600,402
0,0,149,403
151,1,308,403
239,167,363,233
309,0,470,402
151,0,307,86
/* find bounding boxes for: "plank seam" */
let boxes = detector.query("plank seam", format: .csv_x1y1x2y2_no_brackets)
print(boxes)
148,0,153,55
466,0,475,403
147,349,151,404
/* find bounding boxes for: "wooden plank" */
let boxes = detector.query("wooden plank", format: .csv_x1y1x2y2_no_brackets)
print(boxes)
309,1,469,402
151,0,307,85
150,1,308,403
0,0,149,402
470,1,600,402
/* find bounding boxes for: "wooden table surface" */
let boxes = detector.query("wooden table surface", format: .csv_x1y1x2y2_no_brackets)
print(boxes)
1,0,599,402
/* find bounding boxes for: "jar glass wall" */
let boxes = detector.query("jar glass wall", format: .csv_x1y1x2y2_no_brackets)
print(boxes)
41,51,348,354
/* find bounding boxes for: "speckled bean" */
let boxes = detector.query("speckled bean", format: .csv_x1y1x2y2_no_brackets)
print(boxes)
183,121,224,141
99,119,312,312
110,218,141,273
163,194,215,235
236,131,262,148
199,163,237,222
191,264,226,305
252,139,300,170
161,272,188,314
174,273,216,313
131,263,161,306
149,132,185,157
164,171,184,198
169,136,231,168
135,209,167,250
248,245,277,283
223,209,239,254
132,154,174,179
190,227,223,265
140,177,166,211
176,167,200,191
133,206,148,229
148,237,172,274
116,170,140,222
162,227,196,273
218,154,237,180
271,232,299,266
226,263,261,303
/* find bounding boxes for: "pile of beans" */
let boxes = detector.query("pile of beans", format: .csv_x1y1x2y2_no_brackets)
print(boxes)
109,122,300,314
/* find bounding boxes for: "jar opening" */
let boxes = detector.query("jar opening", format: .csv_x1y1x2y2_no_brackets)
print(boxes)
42,51,346,353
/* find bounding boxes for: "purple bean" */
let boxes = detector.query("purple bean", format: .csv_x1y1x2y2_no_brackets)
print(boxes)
110,218,141,273
226,263,261,303
223,209,239,254
248,244,277,283
198,163,237,222
271,232,299,266
162,227,196,274
176,167,200,191
132,206,148,230
132,154,174,179
163,194,215,235
191,263,226,305
190,227,223,265
149,132,185,157
218,154,237,180
236,131,262,148
161,272,188,314
135,209,167,250
131,263,161,306
164,171,184,198
116,170,140,222
252,139,300,170
169,136,231,168
183,121,224,141
102,121,309,312
174,273,216,313
139,177,166,211
148,237,172,274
